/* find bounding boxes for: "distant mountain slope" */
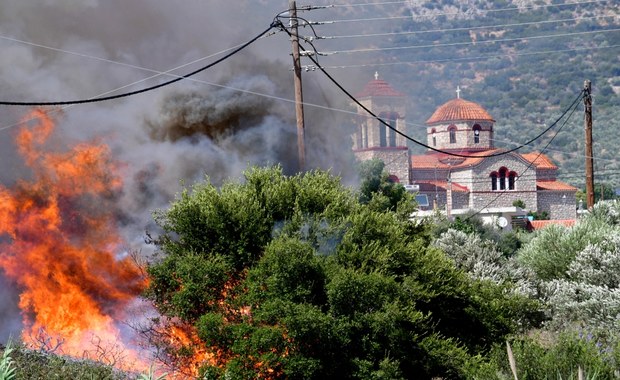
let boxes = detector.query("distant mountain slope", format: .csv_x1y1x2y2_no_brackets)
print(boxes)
311,0,619,189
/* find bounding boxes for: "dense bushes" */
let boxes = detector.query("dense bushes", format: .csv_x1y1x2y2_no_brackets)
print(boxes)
145,166,538,379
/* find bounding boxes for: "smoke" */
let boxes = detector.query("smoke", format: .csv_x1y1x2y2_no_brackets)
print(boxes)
0,0,378,344
0,274,21,343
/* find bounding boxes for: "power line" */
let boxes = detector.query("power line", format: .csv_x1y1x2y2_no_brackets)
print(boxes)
320,0,408,8
314,43,620,69
316,0,611,24
464,93,583,220
313,14,617,40
287,22,586,158
0,31,278,85
0,13,600,169
0,22,279,106
277,16,570,159
7,26,590,165
321,27,620,55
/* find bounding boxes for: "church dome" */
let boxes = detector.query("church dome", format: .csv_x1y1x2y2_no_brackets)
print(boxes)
426,98,495,125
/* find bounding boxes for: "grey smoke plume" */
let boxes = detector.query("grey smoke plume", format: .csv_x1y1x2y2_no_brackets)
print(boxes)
0,0,383,342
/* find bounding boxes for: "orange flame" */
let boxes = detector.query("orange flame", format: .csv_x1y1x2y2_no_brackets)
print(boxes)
167,322,217,379
0,109,147,368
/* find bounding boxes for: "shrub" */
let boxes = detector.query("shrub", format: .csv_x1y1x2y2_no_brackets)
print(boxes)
468,332,618,379
517,218,614,281
543,231,620,332
0,341,16,380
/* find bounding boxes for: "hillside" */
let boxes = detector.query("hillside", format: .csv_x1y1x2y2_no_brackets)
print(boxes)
309,0,619,190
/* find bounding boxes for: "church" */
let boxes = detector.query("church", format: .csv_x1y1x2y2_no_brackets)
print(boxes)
351,73,577,224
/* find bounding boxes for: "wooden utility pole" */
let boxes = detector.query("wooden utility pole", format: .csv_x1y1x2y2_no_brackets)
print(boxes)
584,80,595,209
289,0,306,171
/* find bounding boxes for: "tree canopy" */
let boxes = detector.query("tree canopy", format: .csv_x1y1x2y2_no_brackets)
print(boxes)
145,166,538,379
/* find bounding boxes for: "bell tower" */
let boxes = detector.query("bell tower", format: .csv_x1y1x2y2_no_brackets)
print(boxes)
351,73,410,184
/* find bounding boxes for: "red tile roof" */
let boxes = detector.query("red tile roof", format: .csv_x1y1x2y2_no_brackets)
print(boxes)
426,98,495,124
411,150,499,169
356,79,406,98
530,219,576,230
520,152,558,170
415,180,469,192
536,180,578,191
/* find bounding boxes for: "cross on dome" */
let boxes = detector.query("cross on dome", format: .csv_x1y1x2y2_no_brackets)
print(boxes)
374,71,379,80
456,86,461,99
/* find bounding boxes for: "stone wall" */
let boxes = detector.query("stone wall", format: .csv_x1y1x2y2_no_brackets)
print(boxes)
354,147,410,184
452,191,469,209
470,191,537,211
427,120,494,151
537,190,577,220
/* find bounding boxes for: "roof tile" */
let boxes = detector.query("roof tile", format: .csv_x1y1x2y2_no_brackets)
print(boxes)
520,152,558,170
530,219,576,230
411,150,499,169
536,180,578,191
426,98,495,124
356,79,406,98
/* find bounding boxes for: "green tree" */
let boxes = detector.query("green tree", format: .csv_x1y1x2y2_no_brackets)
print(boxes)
145,166,539,379
576,183,617,205
357,158,414,215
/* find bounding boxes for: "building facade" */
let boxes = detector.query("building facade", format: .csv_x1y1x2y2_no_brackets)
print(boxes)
351,75,577,221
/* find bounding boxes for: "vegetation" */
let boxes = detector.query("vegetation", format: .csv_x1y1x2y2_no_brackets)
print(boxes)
0,343,124,380
0,341,15,380
471,333,620,379
9,167,620,378
144,165,540,379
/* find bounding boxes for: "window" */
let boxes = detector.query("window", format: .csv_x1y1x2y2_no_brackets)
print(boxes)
357,125,363,148
448,125,457,144
508,171,517,190
498,167,508,190
362,124,368,148
491,168,516,191
388,113,397,147
379,122,387,147
431,128,437,146
415,194,430,207
379,112,396,147
473,124,481,144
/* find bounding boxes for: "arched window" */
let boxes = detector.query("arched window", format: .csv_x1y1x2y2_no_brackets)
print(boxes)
473,124,481,144
448,125,457,144
498,167,508,190
490,172,498,191
431,128,437,146
508,171,517,190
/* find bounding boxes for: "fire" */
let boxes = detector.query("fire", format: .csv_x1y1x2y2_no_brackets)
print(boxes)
165,321,217,379
0,109,291,378
0,109,147,368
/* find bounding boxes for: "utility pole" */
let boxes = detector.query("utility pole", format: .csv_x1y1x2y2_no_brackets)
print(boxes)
289,0,306,171
584,80,595,209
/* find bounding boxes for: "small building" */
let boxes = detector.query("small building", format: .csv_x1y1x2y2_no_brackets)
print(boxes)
351,74,577,221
